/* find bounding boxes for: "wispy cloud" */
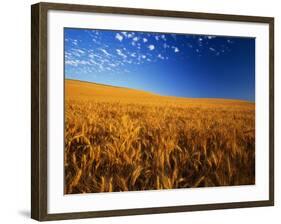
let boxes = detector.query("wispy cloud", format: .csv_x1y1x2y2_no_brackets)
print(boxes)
116,49,127,58
127,32,134,38
100,48,111,56
173,47,180,53
121,31,127,37
115,33,123,41
65,59,90,66
71,39,78,45
75,49,85,54
157,54,165,60
65,30,235,79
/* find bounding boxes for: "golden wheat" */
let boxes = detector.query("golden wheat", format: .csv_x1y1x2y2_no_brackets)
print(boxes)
64,79,255,194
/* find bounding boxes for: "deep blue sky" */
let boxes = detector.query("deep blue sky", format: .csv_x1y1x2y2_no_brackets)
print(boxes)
64,28,255,101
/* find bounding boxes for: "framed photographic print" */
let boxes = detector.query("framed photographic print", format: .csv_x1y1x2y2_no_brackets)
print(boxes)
31,2,274,221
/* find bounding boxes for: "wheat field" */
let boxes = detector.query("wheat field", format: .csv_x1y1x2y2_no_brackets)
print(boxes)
64,79,255,194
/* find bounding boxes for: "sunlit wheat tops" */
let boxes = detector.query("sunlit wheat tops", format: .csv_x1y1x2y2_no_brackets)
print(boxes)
64,80,255,194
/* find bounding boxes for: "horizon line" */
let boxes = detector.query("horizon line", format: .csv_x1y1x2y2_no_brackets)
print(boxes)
65,78,255,103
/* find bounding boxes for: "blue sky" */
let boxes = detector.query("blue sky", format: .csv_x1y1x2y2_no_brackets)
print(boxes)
64,28,255,101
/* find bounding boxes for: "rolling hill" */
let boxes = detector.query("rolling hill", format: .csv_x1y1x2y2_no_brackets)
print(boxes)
64,79,255,194
65,79,254,107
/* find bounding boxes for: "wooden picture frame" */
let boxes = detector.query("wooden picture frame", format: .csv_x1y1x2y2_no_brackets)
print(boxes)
31,2,274,221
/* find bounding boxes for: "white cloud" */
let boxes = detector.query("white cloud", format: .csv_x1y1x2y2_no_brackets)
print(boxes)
75,49,85,54
209,47,216,51
71,51,82,57
141,55,146,59
65,51,72,58
133,37,139,42
171,46,179,53
121,32,127,37
65,60,78,66
100,48,110,56
127,32,134,38
116,49,127,58
79,60,91,65
88,53,95,58
115,33,123,41
148,45,155,50
109,63,117,67
65,59,90,66
92,38,101,44
89,59,99,65
143,38,148,43
157,54,165,60
72,39,78,45
98,63,104,71
155,36,160,41
91,30,99,35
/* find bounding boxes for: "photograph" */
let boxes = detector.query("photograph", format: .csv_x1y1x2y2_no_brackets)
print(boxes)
64,28,255,194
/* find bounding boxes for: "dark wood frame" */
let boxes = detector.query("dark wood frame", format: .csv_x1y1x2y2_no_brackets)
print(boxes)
31,2,274,221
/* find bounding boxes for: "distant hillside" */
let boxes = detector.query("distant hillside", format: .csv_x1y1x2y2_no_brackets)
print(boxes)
65,79,254,106
65,79,158,100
